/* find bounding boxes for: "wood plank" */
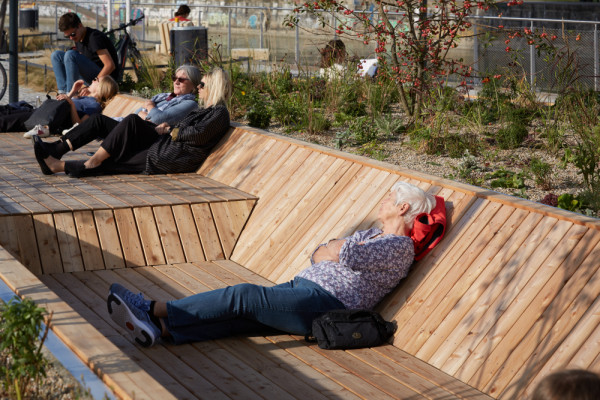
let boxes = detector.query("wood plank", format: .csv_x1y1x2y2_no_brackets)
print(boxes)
481,225,596,395
268,335,396,400
209,200,255,258
113,208,146,267
53,212,85,273
418,210,543,362
197,128,244,176
453,219,573,382
73,210,105,271
190,203,224,260
133,206,166,266
93,209,126,270
171,205,206,262
153,206,186,264
13,214,43,275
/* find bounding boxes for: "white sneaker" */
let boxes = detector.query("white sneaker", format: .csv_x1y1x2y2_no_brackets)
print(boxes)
24,124,50,138
62,123,78,135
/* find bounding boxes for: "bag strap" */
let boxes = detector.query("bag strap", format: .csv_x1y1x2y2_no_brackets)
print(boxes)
45,90,58,100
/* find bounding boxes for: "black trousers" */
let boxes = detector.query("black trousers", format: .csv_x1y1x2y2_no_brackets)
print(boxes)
62,113,120,150
66,114,159,176
0,109,33,132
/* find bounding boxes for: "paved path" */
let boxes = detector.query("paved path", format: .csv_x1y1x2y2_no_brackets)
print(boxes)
0,58,47,106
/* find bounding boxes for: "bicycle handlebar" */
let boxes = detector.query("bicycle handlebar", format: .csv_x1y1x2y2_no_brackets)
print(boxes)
106,14,145,35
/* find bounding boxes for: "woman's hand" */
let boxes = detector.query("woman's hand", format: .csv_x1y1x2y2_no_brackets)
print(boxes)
155,122,171,135
313,239,345,263
56,93,74,105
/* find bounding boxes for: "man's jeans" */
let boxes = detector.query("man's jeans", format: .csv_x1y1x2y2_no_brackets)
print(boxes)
164,277,345,344
51,50,101,93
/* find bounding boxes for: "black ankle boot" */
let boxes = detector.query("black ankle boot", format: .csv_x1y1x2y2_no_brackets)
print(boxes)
44,139,70,160
64,160,86,177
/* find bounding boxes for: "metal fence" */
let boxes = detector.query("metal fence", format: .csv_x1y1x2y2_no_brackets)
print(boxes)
31,1,600,91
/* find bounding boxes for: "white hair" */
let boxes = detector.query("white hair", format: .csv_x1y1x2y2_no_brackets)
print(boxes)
391,181,437,229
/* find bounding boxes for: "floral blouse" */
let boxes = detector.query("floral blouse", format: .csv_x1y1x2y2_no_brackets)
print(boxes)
296,227,414,309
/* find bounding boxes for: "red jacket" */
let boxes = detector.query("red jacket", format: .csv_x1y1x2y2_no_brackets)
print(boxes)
410,195,447,261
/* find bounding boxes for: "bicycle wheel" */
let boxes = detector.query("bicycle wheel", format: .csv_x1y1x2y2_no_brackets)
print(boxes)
0,62,7,102
128,45,145,81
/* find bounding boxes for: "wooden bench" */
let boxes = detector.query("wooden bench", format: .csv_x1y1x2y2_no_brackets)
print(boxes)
0,94,599,399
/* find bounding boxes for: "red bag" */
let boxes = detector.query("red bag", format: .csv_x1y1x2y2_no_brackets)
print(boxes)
410,195,447,261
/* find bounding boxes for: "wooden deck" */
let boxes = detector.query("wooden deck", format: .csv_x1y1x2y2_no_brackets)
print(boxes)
0,94,598,399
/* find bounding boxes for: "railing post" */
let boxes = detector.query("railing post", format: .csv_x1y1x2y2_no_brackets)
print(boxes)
228,9,232,58
96,6,99,29
295,18,300,65
595,24,598,91
107,0,113,31
473,20,479,86
529,20,535,90
198,7,202,26
332,10,337,40
260,11,264,48
55,4,58,41
44,64,47,92
25,60,28,85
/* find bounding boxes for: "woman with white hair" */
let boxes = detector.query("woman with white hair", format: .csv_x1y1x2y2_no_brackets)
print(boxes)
106,181,438,347
34,67,231,177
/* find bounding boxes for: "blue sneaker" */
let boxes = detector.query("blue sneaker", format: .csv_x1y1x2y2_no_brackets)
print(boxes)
107,283,160,347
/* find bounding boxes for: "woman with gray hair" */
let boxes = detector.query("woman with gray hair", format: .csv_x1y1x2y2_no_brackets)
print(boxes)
133,64,202,125
34,67,231,177
106,181,440,347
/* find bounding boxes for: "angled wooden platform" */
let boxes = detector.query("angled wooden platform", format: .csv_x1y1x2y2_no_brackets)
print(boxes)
0,94,599,399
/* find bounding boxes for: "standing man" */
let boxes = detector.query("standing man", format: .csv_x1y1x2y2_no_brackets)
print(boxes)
51,12,120,94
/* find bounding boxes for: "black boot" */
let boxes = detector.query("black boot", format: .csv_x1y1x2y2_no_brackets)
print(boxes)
39,138,70,159
64,160,87,178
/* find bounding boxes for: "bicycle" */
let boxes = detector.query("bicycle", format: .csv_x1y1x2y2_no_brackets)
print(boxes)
0,0,10,101
105,14,145,82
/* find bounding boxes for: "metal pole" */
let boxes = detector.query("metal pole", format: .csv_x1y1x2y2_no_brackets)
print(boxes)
8,0,17,102
260,11,264,48
332,11,337,41
55,4,58,40
198,7,202,26
228,9,232,58
44,64,47,92
126,0,131,28
295,19,300,65
107,0,112,31
96,6,99,29
473,22,479,86
529,20,535,89
595,24,598,92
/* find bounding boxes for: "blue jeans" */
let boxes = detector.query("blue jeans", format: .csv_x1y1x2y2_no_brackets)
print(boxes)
164,277,345,344
51,50,101,93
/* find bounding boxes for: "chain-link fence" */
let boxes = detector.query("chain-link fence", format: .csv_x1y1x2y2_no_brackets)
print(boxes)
34,2,600,90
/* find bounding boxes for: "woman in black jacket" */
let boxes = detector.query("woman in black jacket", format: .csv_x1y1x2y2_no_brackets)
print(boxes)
34,67,231,177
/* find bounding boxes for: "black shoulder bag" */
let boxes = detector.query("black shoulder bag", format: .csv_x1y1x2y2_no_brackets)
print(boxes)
306,309,397,350
24,92,72,135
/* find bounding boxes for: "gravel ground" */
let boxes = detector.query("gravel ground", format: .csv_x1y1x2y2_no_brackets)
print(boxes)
269,119,585,213
0,348,93,400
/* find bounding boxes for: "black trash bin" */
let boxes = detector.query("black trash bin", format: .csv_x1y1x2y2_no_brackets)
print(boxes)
170,26,208,66
19,8,39,30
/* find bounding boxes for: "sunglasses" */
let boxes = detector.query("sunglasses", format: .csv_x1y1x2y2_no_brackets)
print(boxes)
64,31,77,39
172,76,190,83
198,81,205,89
93,77,99,82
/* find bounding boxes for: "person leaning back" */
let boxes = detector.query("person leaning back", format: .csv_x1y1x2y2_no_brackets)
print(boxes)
51,12,120,95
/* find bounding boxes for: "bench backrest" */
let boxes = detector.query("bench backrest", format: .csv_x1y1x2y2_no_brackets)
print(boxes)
103,94,146,118
199,124,600,399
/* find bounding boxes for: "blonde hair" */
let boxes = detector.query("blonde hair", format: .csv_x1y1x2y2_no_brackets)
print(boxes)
95,76,119,109
202,67,232,107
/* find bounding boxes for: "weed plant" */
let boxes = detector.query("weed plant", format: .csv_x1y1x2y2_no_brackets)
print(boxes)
0,297,52,399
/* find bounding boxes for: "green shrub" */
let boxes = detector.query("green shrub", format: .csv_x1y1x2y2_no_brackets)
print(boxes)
340,80,367,117
496,123,528,149
530,157,553,190
0,297,51,399
271,94,304,127
337,116,378,148
486,168,527,189
306,110,331,134
245,91,271,129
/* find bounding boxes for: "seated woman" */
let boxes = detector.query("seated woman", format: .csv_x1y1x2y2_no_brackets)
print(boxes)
34,67,231,177
106,182,437,347
0,76,118,138
124,64,201,125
